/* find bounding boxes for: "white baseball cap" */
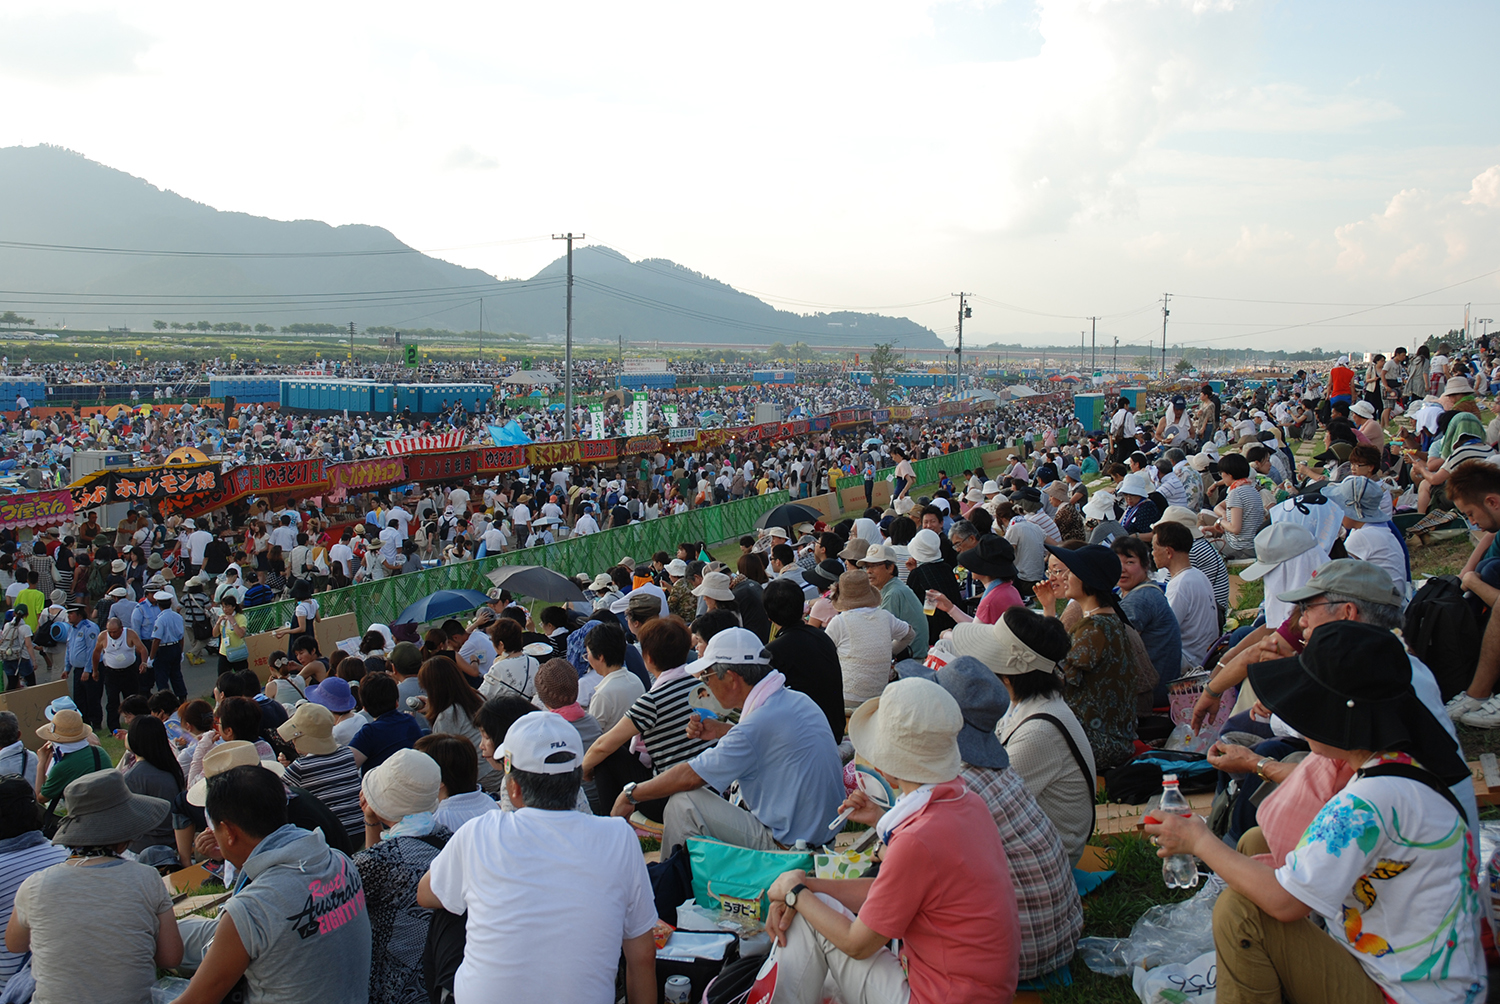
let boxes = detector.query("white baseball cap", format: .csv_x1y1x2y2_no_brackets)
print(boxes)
684,626,772,678
499,712,583,774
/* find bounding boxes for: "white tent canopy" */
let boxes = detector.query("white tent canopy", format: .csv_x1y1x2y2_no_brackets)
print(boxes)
500,370,559,387
1003,384,1039,399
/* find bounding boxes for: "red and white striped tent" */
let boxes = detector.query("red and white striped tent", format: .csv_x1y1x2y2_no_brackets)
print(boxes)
383,431,467,456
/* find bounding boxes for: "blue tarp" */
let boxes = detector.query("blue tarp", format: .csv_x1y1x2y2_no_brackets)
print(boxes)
488,422,532,447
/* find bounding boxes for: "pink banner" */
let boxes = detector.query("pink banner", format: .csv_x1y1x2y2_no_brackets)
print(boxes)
0,490,74,530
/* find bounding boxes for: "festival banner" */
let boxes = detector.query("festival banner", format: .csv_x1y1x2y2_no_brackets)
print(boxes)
631,394,649,438
831,409,865,428
663,404,679,428
328,458,408,495
526,441,581,468
668,427,699,444
589,401,606,441
478,445,529,474
580,439,618,462
70,462,222,511
405,451,480,482
889,407,913,421
0,490,73,530
810,416,832,431
778,420,810,439
622,435,661,456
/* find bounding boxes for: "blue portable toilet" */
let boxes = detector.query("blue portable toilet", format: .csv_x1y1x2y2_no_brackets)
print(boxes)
373,384,393,414
1121,386,1147,410
1074,394,1107,433
396,384,420,414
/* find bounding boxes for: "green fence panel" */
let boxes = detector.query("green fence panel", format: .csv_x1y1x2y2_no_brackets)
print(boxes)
245,491,790,635
873,443,1003,488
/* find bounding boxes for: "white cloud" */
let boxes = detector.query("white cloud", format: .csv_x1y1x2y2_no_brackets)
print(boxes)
0,8,152,82
1334,167,1500,279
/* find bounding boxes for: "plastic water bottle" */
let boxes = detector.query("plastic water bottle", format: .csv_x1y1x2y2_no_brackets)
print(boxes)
1157,775,1200,889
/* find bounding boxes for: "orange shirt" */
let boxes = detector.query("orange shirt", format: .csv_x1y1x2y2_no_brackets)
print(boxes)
1327,365,1354,398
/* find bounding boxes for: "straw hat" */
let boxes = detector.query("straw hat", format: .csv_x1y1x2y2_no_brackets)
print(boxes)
187,740,284,806
833,569,881,611
847,678,963,785
51,770,171,847
277,702,338,756
362,748,441,822
36,708,90,744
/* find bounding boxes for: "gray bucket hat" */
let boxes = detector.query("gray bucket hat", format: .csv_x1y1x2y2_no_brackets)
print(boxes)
53,769,171,847
896,656,1011,770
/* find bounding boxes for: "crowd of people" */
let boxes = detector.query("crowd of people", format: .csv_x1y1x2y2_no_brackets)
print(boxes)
0,336,1498,1003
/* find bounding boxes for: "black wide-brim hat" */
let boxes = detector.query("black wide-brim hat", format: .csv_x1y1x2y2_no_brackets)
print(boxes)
1044,542,1120,595
957,534,1017,580
1249,620,1468,785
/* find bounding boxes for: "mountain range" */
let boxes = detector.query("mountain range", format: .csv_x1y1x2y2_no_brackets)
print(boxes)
0,145,942,349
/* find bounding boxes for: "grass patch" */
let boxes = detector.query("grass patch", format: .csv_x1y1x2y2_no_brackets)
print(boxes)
1043,835,1198,1003
1232,578,1263,613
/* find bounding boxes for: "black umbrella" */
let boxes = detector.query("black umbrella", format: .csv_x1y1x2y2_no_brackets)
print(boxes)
486,565,587,602
755,503,825,532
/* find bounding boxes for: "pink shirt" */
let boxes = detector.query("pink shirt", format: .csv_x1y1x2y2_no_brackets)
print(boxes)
859,780,1019,1003
975,582,1024,625
1256,753,1355,867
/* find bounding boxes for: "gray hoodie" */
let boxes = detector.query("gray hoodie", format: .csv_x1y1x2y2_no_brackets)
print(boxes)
223,824,372,1004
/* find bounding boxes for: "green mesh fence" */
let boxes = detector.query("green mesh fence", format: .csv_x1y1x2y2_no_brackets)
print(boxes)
245,491,791,635
873,443,1005,488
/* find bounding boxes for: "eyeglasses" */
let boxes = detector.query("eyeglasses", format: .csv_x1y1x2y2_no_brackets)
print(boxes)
1297,599,1342,614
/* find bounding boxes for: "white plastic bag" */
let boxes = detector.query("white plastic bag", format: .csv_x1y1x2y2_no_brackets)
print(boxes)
1078,875,1225,977
1132,950,1217,1003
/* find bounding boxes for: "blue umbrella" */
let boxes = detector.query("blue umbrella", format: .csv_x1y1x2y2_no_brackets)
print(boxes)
394,589,492,625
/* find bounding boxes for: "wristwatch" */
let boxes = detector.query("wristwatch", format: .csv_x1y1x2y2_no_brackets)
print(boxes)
622,782,640,805
784,883,809,909
1254,756,1273,779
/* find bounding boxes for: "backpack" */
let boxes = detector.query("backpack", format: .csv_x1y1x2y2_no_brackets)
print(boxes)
85,560,108,599
0,620,25,661
1403,574,1481,702
243,583,277,608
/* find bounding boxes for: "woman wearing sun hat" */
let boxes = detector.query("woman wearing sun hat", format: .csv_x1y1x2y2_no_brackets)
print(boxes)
822,570,917,706
1148,621,1485,1004
764,677,1019,1004
6,769,183,1003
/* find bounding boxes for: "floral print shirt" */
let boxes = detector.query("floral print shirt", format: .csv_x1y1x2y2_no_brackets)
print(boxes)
1276,754,1485,1004
1058,611,1136,772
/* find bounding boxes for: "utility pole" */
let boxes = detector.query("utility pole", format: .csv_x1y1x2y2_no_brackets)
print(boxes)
1113,336,1118,374
348,321,355,366
1088,316,1098,374
552,233,585,438
478,298,484,357
1160,294,1171,379
952,293,972,393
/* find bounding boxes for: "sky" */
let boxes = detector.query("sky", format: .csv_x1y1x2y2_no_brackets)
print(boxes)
2,0,1499,354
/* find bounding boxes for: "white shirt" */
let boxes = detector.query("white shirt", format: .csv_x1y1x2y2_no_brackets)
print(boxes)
187,529,212,564
328,543,354,576
1344,525,1407,595
458,632,497,674
388,507,413,540
511,503,531,527
824,607,916,702
1165,566,1218,668
268,525,298,553
428,808,656,1004
573,513,600,536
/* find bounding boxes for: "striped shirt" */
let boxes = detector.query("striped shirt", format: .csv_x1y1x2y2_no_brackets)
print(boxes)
1189,538,1231,611
628,674,712,773
1224,483,1268,553
0,832,68,990
283,747,364,845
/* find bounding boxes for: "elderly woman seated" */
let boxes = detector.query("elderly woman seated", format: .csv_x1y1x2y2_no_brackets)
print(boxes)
1147,621,1485,1004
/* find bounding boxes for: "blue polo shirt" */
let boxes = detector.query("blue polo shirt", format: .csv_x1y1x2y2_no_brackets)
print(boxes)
66,618,99,671
687,686,845,847
131,602,160,643
349,711,424,773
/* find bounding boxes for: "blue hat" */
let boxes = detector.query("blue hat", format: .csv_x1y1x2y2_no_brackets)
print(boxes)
45,696,78,721
1063,465,1083,481
307,677,356,714
896,656,1010,770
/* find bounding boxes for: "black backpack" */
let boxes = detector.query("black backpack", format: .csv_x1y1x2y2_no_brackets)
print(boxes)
1403,574,1481,701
